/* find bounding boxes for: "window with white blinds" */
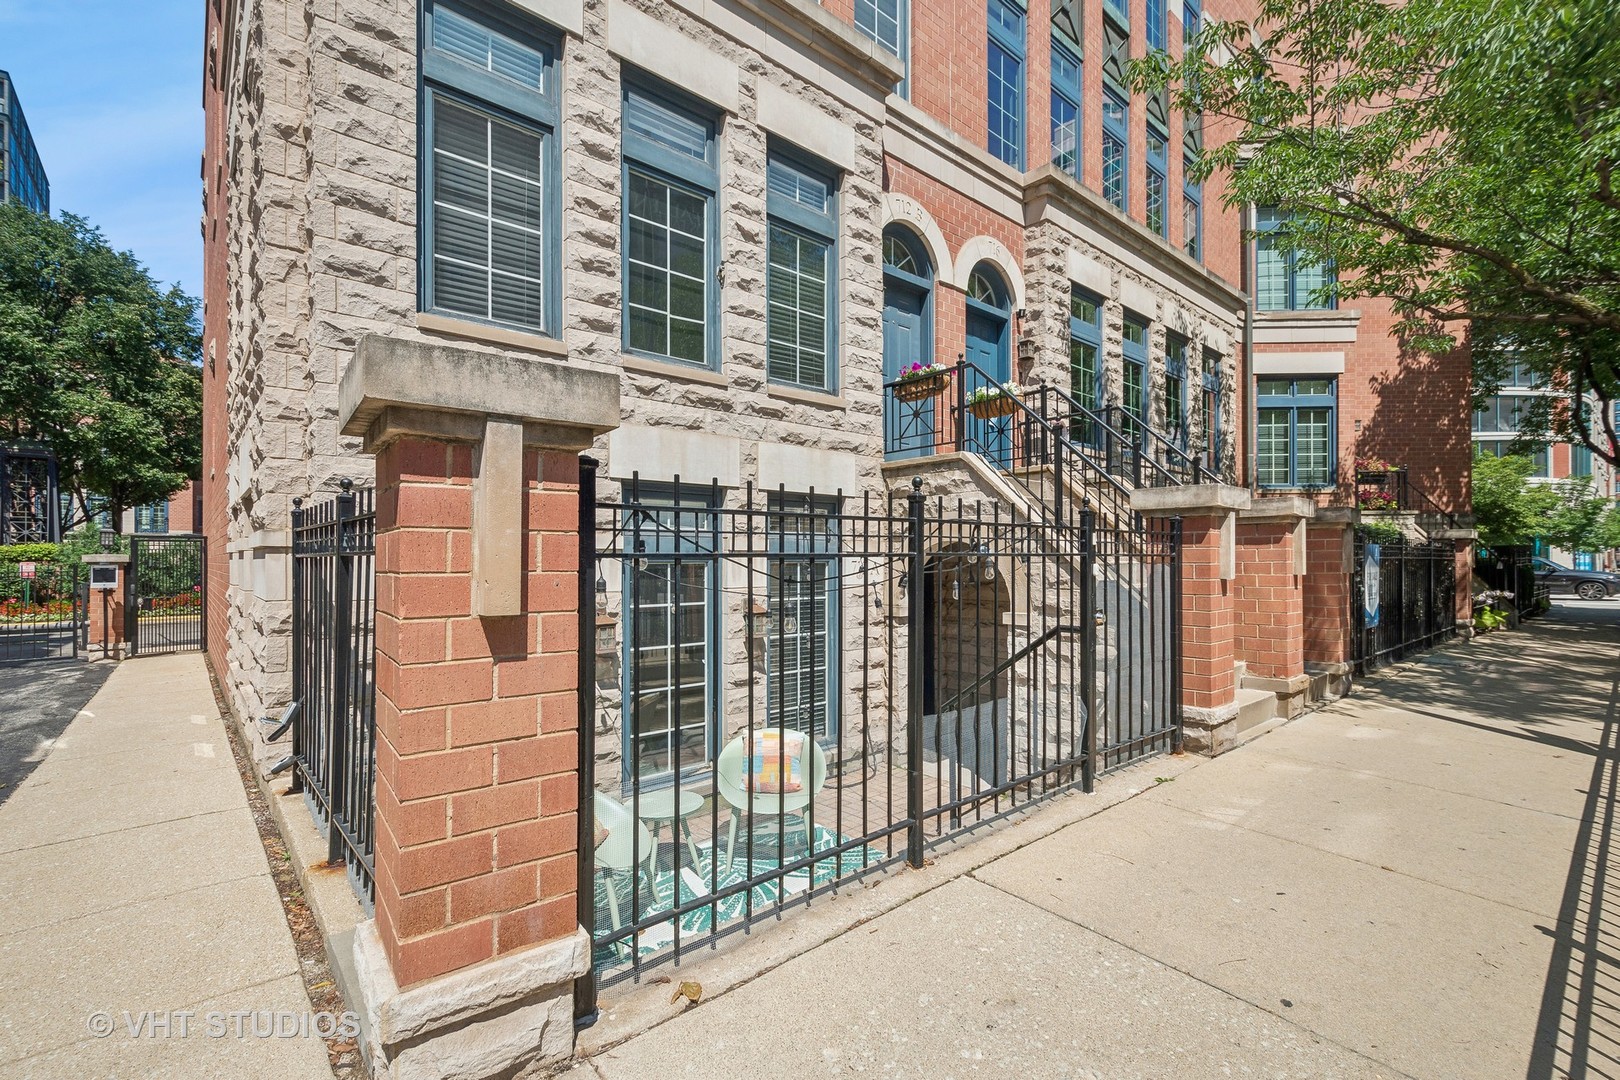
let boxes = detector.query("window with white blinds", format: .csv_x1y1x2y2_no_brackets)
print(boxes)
765,493,840,741
766,153,837,392
420,1,558,334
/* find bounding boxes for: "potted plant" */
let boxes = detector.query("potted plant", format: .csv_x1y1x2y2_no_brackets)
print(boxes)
892,362,949,402
1355,455,1397,486
966,382,1024,420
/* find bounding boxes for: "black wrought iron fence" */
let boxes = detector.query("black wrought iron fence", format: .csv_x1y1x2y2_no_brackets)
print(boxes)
576,464,1181,1009
1352,534,1458,672
1475,546,1546,618
0,560,82,662
291,481,378,905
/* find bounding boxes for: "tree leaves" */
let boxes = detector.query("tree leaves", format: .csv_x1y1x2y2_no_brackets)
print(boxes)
0,203,201,527
1136,0,1620,465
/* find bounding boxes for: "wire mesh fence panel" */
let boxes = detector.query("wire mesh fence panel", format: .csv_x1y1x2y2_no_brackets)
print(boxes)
291,483,377,906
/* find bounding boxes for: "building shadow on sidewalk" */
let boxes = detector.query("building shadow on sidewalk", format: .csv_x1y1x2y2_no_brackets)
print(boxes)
1526,614,1620,1079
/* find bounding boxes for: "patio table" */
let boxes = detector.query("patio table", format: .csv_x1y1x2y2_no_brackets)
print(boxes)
636,788,705,869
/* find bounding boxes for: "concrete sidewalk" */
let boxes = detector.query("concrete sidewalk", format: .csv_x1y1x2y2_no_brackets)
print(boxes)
572,601,1620,1080
0,653,336,1080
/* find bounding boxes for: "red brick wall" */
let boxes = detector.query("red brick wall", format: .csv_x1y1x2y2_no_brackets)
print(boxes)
1233,521,1304,680
371,439,580,988
1303,523,1352,665
1178,514,1236,710
201,0,230,680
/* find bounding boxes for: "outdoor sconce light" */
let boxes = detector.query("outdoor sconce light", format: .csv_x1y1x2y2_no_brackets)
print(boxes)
1094,609,1107,627
99,527,117,552
898,571,909,599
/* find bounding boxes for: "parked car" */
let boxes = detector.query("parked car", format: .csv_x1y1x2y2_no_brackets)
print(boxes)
1531,557,1620,600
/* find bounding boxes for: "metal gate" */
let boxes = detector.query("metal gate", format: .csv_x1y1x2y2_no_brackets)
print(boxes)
1352,533,1457,672
576,463,1181,1009
0,561,84,662
127,535,206,655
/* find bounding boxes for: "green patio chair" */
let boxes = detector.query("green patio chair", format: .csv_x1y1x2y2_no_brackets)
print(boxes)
594,790,655,933
715,733,828,873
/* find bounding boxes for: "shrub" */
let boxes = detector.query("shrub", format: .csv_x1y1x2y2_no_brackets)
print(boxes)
1357,521,1405,546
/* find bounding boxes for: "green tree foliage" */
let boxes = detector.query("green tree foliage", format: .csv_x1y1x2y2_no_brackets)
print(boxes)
1136,0,1620,461
0,202,202,529
1471,452,1561,547
1543,475,1615,553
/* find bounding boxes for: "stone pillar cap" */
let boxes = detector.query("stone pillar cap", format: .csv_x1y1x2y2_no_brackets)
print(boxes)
80,553,130,564
1239,496,1317,523
339,334,620,452
1132,483,1251,518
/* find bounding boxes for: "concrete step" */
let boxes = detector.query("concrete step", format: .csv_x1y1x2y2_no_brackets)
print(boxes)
1233,687,1277,734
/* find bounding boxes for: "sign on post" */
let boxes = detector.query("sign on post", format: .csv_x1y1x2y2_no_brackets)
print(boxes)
1363,544,1382,629
17,562,35,579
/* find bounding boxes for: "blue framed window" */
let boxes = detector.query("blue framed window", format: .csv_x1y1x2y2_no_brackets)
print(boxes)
765,493,841,741
1050,38,1082,179
622,486,720,779
1069,287,1103,445
134,501,169,534
1102,87,1128,211
623,80,720,367
1183,152,1202,261
767,152,838,392
1184,0,1200,43
1572,444,1594,477
1163,333,1188,446
1104,0,1129,25
1122,314,1150,440
420,0,560,335
1257,377,1336,488
855,0,908,95
986,0,1026,168
1146,121,1169,237
1256,207,1336,311
1201,349,1221,470
1146,0,1167,50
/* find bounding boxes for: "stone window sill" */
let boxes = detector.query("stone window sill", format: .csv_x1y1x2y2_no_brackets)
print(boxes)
621,353,730,388
416,312,568,357
766,383,847,409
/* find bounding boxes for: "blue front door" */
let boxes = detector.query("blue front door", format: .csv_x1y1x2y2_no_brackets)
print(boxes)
883,283,930,459
965,308,1012,468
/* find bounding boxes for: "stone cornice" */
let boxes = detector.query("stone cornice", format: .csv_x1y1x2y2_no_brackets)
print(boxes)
692,0,905,99
1024,165,1248,317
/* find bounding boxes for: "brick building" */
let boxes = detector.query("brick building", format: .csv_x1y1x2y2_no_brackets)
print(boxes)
199,0,1475,1073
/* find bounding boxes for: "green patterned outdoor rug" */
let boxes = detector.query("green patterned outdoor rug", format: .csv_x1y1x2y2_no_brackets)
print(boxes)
592,823,886,970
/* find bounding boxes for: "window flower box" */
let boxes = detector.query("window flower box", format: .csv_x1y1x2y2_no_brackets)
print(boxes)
893,363,949,402
966,384,1023,420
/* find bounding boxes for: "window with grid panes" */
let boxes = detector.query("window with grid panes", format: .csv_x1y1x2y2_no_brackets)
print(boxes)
1163,333,1187,446
420,1,559,333
1146,122,1168,237
623,82,718,366
1123,315,1149,440
986,0,1026,168
1051,38,1082,179
1255,207,1335,311
1102,88,1128,210
622,489,718,778
1257,377,1336,487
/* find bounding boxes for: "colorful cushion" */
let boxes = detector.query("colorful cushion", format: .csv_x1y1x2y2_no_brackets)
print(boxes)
745,730,807,794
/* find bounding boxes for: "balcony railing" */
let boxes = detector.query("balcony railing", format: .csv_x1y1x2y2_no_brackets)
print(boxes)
1355,467,1459,529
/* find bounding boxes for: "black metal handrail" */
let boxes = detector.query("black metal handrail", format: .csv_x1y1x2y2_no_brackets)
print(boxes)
884,360,1153,531
1355,467,1460,530
1027,385,1204,489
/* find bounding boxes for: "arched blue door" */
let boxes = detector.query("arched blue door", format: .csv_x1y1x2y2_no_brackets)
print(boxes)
882,227,935,460
964,263,1013,468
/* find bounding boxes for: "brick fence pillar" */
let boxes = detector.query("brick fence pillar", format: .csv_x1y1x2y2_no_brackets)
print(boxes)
1302,509,1356,698
1135,485,1250,755
81,553,130,660
338,336,619,1080
1234,497,1314,718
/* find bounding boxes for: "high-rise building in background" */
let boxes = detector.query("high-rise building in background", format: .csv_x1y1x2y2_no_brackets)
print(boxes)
0,70,49,213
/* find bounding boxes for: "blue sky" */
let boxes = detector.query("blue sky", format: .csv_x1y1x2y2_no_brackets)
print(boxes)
1,0,202,299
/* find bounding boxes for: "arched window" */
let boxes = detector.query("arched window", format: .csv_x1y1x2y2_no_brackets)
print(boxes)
966,262,1010,312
